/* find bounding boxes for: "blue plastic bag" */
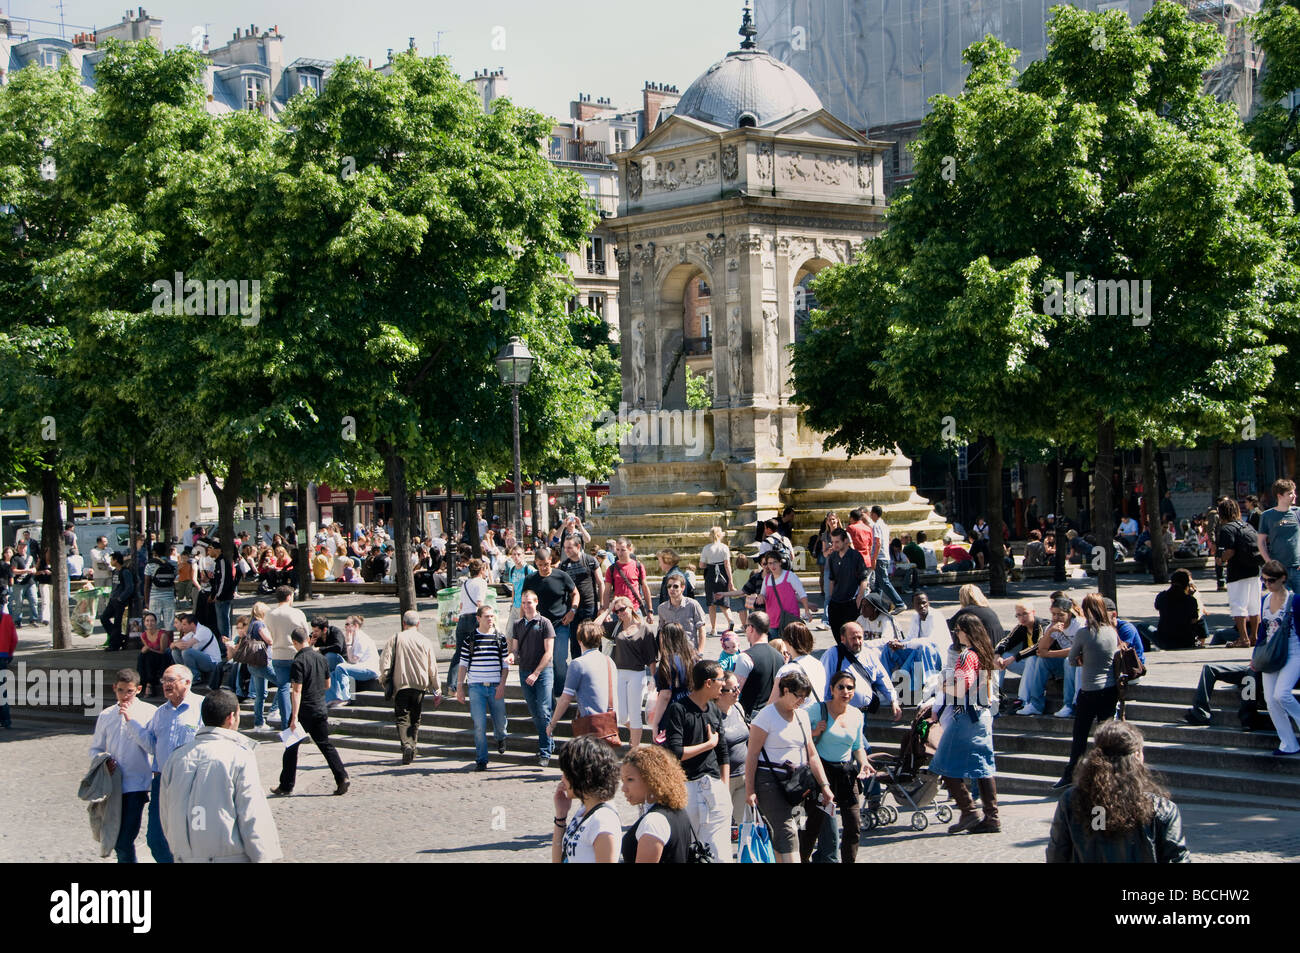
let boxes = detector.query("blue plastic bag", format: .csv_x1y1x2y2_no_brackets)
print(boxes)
738,806,775,864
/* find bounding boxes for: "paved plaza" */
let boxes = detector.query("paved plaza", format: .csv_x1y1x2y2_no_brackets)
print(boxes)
5,567,1300,863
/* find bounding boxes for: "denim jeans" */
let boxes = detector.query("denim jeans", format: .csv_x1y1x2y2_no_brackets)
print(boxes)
0,657,10,728
467,682,507,764
270,659,294,724
247,664,280,727
1022,655,1065,710
872,558,905,609
116,791,148,863
13,580,39,625
180,648,217,683
1288,567,1300,598
327,662,379,705
551,623,572,698
148,589,176,632
147,774,173,863
214,599,233,640
519,667,555,758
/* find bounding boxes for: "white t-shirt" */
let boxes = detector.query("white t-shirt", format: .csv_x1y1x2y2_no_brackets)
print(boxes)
634,805,673,846
459,577,489,616
872,518,891,556
561,803,621,863
701,541,730,567
903,607,948,645
775,654,828,707
752,704,813,767
1056,616,1086,650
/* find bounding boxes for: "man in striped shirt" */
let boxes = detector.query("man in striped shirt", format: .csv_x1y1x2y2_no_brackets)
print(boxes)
456,604,510,771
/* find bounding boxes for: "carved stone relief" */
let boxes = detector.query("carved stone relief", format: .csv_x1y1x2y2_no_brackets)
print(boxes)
722,144,739,181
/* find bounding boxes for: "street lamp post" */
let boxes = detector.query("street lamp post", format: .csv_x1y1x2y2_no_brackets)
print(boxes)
495,336,535,549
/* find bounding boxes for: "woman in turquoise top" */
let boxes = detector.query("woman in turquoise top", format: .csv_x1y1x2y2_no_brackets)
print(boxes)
799,670,873,863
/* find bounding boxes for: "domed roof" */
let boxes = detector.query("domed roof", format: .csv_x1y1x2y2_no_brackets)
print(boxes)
675,7,823,130
676,49,823,130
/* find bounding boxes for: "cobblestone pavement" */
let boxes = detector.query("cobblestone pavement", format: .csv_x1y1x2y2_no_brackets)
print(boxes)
4,723,1298,863
7,567,1298,862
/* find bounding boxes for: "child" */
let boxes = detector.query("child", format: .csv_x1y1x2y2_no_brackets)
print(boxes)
718,631,740,673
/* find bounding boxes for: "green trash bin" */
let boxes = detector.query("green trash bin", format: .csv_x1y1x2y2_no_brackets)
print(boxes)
436,587,461,648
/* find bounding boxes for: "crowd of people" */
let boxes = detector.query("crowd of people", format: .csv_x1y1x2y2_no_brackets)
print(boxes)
15,481,1300,863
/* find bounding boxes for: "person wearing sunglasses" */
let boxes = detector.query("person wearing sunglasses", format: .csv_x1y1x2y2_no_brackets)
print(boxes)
745,670,834,863
595,597,657,749
800,670,873,863
657,575,709,654
717,670,750,836
1257,560,1300,756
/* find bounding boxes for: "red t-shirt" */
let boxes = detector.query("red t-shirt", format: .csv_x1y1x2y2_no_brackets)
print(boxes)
605,559,648,611
944,544,972,564
846,522,876,568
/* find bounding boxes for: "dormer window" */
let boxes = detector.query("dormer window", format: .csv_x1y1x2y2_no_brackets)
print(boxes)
42,50,63,69
245,75,261,110
299,73,320,94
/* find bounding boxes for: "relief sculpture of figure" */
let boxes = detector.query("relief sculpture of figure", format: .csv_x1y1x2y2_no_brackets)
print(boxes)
763,305,779,395
631,315,647,404
728,307,744,397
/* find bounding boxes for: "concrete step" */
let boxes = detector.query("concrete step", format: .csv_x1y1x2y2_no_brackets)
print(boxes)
989,731,1300,776
991,751,1300,801
974,770,1300,812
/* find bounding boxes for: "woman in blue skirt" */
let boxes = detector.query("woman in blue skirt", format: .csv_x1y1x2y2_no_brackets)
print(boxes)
930,614,1000,834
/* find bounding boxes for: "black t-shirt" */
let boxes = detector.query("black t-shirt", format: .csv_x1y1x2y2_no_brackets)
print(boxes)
949,605,1005,648
663,696,728,780
291,647,331,719
621,804,692,864
826,548,868,603
559,554,600,613
0,561,11,591
969,536,990,563
522,570,576,625
512,615,556,673
1216,520,1261,583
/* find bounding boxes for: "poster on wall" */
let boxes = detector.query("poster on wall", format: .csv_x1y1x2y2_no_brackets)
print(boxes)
425,511,444,543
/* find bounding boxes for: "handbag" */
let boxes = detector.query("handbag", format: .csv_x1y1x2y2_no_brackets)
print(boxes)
572,655,620,747
766,572,801,634
1252,594,1297,675
738,806,775,864
232,629,268,667
759,713,818,805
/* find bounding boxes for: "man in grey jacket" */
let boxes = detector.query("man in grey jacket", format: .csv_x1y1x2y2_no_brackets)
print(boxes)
160,689,282,863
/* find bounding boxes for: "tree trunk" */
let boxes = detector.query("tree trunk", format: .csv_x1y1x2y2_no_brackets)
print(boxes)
294,482,313,601
467,488,483,559
1094,417,1118,602
1210,438,1223,506
1143,438,1170,585
160,481,175,542
41,456,71,649
1053,453,1068,583
65,495,77,527
445,483,457,587
409,491,420,543
529,480,540,546
1291,415,1300,480
278,493,287,536
986,437,1008,597
128,469,138,546
384,449,416,614
1155,450,1169,503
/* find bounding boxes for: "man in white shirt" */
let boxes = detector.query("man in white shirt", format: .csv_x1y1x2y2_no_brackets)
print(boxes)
855,593,900,642
90,668,157,863
89,536,112,581
171,613,223,684
868,505,905,611
881,592,948,703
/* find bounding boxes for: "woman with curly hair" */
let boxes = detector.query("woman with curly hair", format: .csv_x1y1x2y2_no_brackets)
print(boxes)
1047,721,1189,862
552,734,622,864
620,745,692,863
931,613,1000,834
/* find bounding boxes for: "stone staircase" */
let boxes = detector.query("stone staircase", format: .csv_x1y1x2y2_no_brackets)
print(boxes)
11,649,1300,813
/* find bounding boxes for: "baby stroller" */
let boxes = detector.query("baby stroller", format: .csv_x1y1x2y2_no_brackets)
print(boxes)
862,706,952,832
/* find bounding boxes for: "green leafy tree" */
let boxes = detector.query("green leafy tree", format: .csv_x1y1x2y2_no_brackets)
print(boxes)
795,3,1290,602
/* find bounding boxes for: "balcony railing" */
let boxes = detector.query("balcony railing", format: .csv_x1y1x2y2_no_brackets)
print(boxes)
683,336,712,356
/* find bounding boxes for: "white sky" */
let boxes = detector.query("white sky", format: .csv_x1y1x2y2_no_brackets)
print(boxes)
11,0,747,118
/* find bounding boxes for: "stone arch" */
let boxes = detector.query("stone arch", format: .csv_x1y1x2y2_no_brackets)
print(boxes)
792,256,836,347
656,259,715,410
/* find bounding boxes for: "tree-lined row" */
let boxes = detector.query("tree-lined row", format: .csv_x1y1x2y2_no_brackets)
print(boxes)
0,43,619,646
793,2,1300,599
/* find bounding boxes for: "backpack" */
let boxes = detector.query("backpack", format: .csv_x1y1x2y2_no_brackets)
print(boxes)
764,534,793,571
1112,640,1147,719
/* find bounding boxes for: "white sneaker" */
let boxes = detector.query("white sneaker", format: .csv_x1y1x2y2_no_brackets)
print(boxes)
1054,706,1074,718
1018,704,1044,716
